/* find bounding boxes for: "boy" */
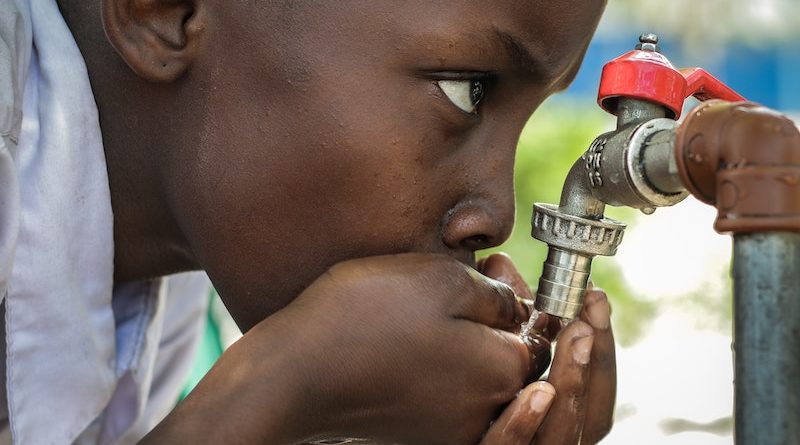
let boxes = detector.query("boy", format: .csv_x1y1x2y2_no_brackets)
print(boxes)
0,0,614,443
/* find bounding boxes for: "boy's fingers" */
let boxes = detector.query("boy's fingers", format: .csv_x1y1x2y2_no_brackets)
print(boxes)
480,253,542,335
523,332,552,383
480,253,534,300
535,321,594,445
579,289,617,444
454,270,526,331
478,253,573,343
480,382,555,445
476,256,488,272
541,314,565,341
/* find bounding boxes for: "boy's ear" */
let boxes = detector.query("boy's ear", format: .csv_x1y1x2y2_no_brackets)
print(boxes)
101,0,204,83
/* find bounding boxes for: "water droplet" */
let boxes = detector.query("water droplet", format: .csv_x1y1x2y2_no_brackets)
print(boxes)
519,309,540,338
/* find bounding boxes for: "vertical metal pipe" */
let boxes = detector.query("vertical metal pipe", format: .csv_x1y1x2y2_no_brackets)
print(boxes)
733,233,800,444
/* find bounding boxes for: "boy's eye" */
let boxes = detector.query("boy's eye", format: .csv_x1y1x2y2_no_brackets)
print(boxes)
437,79,485,114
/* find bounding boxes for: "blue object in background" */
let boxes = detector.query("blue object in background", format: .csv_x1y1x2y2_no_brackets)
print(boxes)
724,44,779,109
776,44,800,112
560,35,799,112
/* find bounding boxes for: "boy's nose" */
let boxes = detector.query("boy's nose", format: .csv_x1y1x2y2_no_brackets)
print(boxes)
441,198,514,252
440,125,519,253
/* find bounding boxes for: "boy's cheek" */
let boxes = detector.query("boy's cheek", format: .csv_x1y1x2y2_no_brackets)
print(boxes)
175,96,473,330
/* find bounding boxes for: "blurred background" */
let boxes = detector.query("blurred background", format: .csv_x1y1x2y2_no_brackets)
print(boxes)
184,1,799,443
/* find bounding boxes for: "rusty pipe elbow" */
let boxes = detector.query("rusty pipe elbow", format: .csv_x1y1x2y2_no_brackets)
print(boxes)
675,100,800,233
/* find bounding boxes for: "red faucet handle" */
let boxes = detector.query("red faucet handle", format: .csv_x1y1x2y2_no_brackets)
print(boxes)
597,49,685,118
680,67,746,103
597,35,746,119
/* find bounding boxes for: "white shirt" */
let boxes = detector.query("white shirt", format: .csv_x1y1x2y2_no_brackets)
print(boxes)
0,1,211,443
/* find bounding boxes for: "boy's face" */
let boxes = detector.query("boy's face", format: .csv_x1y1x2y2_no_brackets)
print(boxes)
163,0,606,330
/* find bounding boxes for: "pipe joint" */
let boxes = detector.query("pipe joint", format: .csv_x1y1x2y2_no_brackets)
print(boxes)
675,100,800,233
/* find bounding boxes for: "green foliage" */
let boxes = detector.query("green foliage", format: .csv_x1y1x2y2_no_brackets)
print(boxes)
481,100,658,346
673,266,733,334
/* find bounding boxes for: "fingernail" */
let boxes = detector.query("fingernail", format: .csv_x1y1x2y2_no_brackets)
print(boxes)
524,335,552,382
585,291,610,330
573,334,594,365
514,300,530,325
530,385,556,413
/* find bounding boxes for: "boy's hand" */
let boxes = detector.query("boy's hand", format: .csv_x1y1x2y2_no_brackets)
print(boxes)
478,254,616,445
144,253,613,445
273,253,551,445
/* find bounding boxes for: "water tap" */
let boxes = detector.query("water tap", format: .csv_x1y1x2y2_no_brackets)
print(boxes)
531,34,745,319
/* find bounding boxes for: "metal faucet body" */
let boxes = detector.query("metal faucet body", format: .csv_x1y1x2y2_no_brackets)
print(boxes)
532,96,687,319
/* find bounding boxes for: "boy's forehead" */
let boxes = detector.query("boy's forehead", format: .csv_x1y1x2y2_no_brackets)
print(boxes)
397,0,606,37
257,0,605,84
394,0,605,80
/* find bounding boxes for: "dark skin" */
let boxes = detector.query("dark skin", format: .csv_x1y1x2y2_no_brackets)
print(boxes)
56,0,613,443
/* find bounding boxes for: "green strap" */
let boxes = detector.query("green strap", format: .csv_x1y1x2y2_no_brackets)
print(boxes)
179,288,224,401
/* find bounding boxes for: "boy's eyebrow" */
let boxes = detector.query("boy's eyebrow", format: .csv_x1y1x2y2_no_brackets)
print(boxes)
493,28,561,84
